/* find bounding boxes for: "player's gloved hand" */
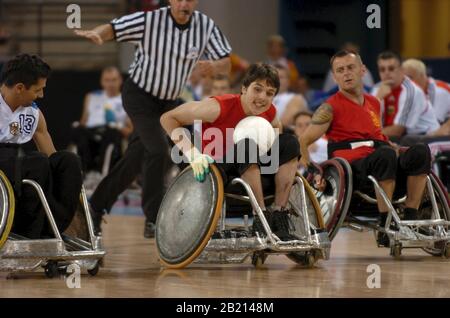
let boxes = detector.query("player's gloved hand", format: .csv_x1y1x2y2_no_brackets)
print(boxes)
190,150,214,182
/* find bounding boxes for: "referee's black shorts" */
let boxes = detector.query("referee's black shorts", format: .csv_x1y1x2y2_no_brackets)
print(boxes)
216,133,300,193
351,144,431,192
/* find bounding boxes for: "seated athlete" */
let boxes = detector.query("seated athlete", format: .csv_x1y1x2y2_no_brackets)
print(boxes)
69,66,133,173
0,53,83,239
300,50,431,247
160,63,301,241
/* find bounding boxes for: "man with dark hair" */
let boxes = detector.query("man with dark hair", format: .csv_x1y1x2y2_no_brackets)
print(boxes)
300,50,431,247
161,63,301,241
0,53,83,238
372,51,440,138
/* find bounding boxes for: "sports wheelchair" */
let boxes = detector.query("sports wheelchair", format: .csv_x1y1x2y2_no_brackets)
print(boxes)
155,165,331,269
313,157,450,258
0,170,105,277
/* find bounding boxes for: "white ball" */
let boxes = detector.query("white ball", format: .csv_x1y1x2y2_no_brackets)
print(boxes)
233,116,276,156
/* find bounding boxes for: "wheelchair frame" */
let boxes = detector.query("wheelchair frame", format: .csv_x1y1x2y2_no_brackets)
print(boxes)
320,157,450,258
156,166,330,268
0,174,105,277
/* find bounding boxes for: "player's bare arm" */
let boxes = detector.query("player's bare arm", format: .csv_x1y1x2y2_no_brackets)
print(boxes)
300,103,333,167
160,98,221,157
33,110,56,156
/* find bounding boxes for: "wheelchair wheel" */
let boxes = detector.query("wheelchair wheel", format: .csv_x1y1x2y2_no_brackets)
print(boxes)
286,175,324,265
419,172,450,256
156,165,224,269
0,170,15,250
314,158,353,240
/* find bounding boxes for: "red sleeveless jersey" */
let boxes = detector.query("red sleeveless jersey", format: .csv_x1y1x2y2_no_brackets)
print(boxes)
326,92,388,162
201,94,276,159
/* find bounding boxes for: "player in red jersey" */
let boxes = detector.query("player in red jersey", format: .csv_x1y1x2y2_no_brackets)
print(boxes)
300,50,431,246
161,63,301,241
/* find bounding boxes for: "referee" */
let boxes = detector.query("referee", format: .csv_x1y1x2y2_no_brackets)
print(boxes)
75,0,232,238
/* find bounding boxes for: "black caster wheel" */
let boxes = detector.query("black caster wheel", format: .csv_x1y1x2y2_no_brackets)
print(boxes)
87,262,100,276
44,261,58,278
251,252,267,268
303,252,316,268
390,243,402,258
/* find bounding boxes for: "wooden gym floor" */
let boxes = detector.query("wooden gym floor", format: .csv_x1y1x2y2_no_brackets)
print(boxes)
1,214,450,298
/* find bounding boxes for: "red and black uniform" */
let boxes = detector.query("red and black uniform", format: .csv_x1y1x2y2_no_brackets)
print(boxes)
326,92,430,190
326,92,388,162
202,94,276,160
202,94,300,185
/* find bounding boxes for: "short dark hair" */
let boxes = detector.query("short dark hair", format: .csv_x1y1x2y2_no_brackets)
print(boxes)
0,53,51,88
293,111,313,122
242,63,280,94
330,49,362,69
377,51,402,64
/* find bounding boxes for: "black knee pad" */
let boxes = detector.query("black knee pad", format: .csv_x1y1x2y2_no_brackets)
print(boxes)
277,133,300,165
400,143,431,175
370,146,397,180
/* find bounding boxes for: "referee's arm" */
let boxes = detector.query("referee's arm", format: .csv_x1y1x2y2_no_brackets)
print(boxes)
74,24,114,45
196,57,231,78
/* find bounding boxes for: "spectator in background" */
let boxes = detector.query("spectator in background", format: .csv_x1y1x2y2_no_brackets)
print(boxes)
402,58,450,133
323,42,374,93
371,51,440,139
69,66,132,174
266,34,299,91
229,53,250,91
273,64,308,128
295,74,317,106
210,74,231,97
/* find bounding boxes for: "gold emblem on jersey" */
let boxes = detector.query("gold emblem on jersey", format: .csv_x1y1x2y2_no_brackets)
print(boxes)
368,110,381,128
9,122,20,136
387,105,395,115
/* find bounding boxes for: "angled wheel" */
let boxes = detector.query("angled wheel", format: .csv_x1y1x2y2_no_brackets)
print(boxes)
285,175,324,263
419,173,450,256
0,170,15,250
156,165,224,269
312,158,353,240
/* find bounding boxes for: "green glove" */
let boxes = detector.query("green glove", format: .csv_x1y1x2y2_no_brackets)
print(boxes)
190,153,214,182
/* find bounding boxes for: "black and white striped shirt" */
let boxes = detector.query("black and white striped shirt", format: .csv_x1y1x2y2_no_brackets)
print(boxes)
111,7,232,101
